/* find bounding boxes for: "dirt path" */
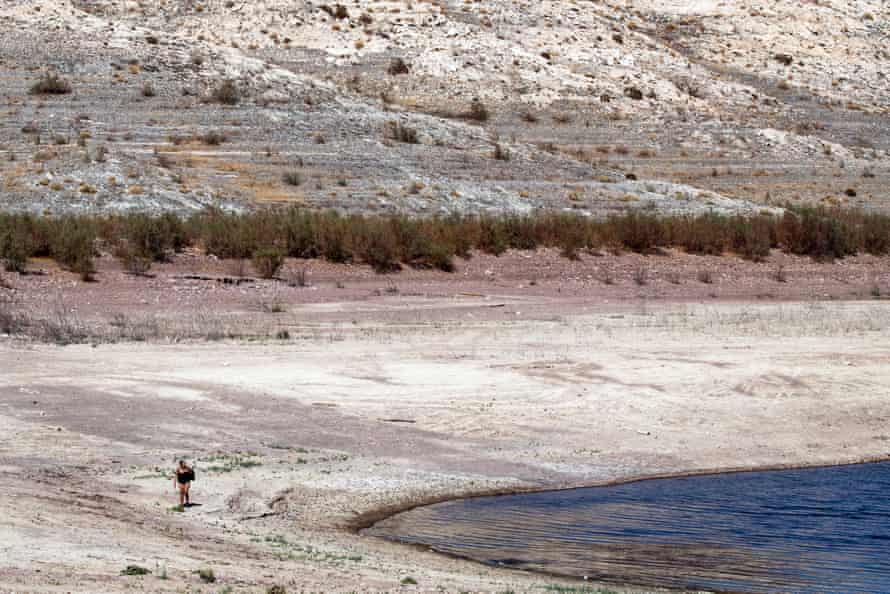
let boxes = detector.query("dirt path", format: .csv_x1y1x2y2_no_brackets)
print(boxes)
2,297,890,592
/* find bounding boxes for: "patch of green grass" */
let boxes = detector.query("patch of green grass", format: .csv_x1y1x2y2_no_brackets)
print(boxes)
265,534,289,547
169,504,184,513
263,535,363,564
543,586,620,594
202,452,263,473
401,576,418,585
197,567,216,583
120,565,151,576
133,472,167,480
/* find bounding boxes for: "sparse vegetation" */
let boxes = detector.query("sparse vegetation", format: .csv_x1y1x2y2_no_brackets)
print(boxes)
200,131,227,145
121,565,151,576
388,57,410,75
1,222,31,273
29,72,72,95
282,171,303,186
253,248,285,279
197,567,216,583
544,585,619,594
384,121,419,144
116,243,153,276
493,143,511,161
0,207,886,284
466,98,490,122
209,79,240,105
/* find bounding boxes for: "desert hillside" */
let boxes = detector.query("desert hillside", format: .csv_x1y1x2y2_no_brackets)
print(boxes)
0,0,886,215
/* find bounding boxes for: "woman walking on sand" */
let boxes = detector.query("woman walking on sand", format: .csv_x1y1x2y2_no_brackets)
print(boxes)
173,460,194,507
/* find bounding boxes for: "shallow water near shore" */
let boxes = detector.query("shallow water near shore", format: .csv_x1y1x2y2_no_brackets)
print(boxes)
367,462,890,593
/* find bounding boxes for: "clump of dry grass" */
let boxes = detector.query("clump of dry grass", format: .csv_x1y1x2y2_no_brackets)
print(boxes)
29,72,72,95
384,121,418,144
387,58,410,75
208,79,240,105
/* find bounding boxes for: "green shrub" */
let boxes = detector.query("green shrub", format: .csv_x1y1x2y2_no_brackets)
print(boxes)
194,210,256,259
860,212,890,255
356,221,401,273
115,242,152,276
114,213,187,263
315,213,351,263
197,567,215,583
1,205,887,280
0,222,32,273
253,248,285,279
281,209,318,259
477,218,508,256
282,171,303,186
49,218,96,281
613,212,664,253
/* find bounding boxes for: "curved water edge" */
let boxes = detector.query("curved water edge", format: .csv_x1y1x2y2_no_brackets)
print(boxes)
358,455,890,593
352,454,890,533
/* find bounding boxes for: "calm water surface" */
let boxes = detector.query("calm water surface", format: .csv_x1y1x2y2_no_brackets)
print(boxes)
367,462,890,593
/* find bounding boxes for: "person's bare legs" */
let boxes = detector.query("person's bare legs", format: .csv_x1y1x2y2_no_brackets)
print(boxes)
179,484,186,507
184,482,190,506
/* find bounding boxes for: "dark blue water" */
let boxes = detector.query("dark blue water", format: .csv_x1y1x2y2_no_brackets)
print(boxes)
367,462,890,593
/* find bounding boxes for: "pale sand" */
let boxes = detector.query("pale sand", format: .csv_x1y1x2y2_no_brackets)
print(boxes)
1,299,889,592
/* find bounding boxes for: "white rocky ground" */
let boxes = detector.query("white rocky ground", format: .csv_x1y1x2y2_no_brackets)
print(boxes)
0,0,886,214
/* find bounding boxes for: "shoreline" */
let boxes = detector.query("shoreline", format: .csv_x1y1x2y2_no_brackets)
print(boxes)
2,297,890,592
360,456,890,592
354,454,890,533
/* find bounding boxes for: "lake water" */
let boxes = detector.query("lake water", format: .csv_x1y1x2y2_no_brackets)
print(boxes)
366,462,890,593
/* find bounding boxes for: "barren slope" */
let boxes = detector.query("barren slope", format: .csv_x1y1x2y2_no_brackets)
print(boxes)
0,0,886,215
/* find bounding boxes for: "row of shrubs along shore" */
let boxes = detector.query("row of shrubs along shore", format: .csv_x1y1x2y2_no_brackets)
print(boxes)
0,206,888,281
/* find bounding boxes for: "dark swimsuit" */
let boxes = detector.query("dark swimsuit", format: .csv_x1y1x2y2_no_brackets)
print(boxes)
177,469,194,484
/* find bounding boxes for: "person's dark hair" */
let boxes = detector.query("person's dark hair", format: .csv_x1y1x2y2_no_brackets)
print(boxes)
178,459,185,466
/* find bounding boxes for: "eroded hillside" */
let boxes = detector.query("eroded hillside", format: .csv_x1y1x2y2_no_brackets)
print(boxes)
0,0,886,215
